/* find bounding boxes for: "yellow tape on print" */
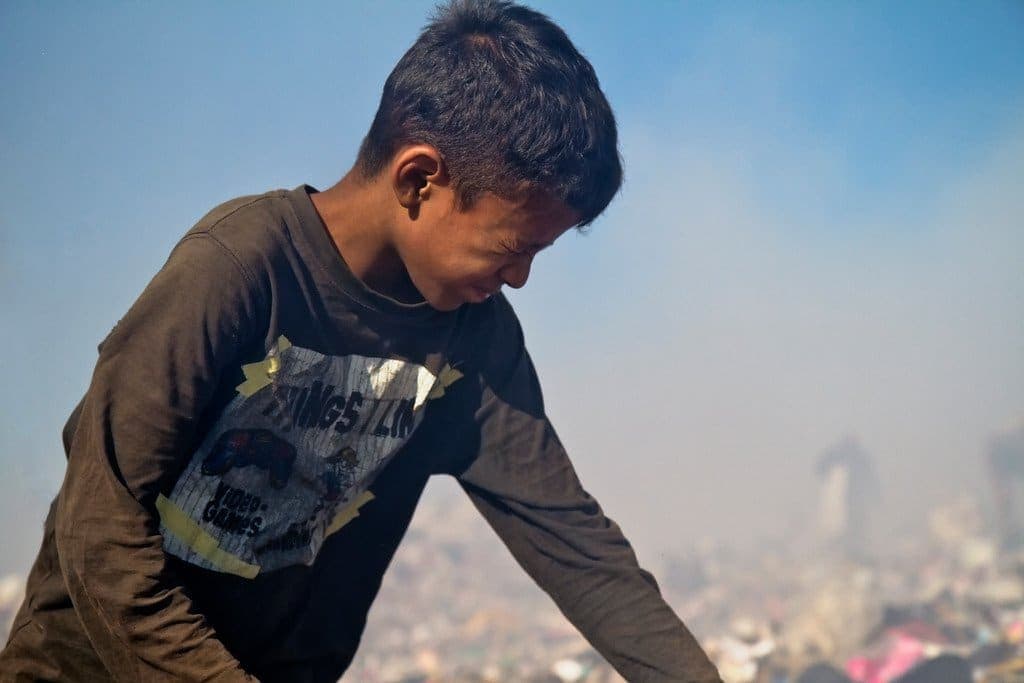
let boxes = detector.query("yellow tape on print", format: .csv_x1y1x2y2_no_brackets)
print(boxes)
325,490,376,537
427,364,464,401
236,335,292,397
156,494,261,579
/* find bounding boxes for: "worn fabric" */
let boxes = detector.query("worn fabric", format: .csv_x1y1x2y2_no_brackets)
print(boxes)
1,186,720,683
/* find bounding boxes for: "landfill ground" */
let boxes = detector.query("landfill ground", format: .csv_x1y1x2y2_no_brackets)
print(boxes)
1,493,1020,682
342,491,1024,683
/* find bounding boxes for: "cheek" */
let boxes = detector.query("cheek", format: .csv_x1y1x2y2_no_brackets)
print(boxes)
459,260,501,285
436,250,494,281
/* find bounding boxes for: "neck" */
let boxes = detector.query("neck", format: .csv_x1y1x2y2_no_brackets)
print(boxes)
310,171,422,303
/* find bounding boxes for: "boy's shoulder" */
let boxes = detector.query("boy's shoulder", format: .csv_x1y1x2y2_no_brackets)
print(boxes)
174,186,312,283
186,187,297,244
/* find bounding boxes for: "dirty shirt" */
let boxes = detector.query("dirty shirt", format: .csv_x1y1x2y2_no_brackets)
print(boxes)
1,187,721,683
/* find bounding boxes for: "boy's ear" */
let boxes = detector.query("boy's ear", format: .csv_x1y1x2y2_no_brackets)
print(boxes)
391,144,449,210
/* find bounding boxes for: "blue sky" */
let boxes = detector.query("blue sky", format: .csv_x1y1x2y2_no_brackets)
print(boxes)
1,1,1022,575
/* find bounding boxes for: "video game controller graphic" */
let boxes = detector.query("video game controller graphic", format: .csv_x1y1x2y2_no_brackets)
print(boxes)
201,429,298,488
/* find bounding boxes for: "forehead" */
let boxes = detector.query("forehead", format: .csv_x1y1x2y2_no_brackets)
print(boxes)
472,191,579,242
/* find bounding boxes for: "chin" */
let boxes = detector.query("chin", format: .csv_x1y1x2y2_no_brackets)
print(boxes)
432,302,463,312
425,294,464,312
422,284,487,311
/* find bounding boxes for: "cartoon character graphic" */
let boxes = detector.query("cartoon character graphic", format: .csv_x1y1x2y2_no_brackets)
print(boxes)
319,446,358,501
201,429,297,488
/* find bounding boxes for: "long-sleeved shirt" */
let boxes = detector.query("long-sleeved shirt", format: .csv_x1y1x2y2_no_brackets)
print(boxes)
1,185,721,683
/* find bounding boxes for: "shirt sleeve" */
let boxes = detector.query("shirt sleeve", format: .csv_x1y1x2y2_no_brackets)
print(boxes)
454,305,722,683
55,233,263,682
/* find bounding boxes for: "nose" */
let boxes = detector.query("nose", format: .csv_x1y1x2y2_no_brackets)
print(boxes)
500,256,532,290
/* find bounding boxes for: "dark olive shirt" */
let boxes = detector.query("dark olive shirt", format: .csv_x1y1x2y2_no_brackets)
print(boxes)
1,186,721,683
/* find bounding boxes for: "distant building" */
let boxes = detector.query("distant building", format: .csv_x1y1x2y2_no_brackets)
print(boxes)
987,422,1024,550
815,436,879,562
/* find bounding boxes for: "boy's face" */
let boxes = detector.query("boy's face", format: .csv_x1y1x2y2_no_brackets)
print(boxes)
395,188,579,312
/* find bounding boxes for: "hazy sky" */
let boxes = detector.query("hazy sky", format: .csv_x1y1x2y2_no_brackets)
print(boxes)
1,1,1022,575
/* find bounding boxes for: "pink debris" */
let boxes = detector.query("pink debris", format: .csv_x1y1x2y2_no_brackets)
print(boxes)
845,633,925,683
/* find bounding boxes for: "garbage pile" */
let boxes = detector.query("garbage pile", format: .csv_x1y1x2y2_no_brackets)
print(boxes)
341,486,1024,682
3,490,1021,682
683,496,1024,683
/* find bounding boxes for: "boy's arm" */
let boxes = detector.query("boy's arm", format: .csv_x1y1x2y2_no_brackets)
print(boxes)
55,234,262,682
454,307,721,683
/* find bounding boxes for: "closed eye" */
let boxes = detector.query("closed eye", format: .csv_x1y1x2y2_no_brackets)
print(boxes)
496,236,530,256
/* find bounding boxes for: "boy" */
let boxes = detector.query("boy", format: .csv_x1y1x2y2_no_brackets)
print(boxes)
1,1,721,681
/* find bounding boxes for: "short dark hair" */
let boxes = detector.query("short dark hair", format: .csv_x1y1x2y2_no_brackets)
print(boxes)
356,0,622,227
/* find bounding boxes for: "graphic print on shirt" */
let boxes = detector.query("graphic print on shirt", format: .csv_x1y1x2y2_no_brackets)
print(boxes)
158,335,461,578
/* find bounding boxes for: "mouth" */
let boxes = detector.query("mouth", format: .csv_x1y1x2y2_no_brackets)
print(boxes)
467,286,496,303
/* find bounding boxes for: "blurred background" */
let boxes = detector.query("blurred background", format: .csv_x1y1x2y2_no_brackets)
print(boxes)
1,2,1022,681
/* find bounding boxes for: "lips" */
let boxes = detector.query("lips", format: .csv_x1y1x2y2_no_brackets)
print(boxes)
467,285,496,303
